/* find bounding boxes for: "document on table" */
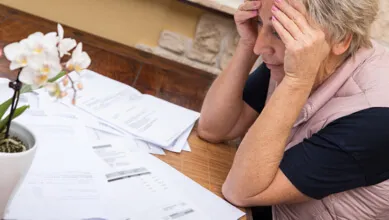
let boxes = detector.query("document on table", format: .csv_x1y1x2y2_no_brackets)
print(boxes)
6,116,111,220
135,153,246,220
143,122,195,153
38,89,166,155
39,93,125,137
91,141,211,220
92,140,245,220
183,142,191,152
65,70,200,147
87,128,166,155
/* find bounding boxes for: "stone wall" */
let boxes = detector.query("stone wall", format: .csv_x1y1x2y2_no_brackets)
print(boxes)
137,0,389,75
136,13,262,75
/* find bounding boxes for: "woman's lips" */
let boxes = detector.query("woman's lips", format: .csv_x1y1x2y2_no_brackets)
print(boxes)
264,62,282,69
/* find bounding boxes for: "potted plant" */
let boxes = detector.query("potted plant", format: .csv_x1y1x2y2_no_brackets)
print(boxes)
0,24,91,218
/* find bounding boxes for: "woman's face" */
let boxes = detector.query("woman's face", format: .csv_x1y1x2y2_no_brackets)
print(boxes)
254,0,286,82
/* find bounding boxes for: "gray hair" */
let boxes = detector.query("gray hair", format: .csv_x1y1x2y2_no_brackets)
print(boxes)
302,0,380,57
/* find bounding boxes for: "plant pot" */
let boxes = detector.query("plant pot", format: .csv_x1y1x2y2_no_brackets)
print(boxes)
0,121,37,219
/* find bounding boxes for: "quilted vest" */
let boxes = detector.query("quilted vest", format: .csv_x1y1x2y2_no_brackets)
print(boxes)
270,41,389,220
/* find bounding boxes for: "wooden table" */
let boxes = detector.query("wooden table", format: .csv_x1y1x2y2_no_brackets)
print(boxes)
0,4,250,219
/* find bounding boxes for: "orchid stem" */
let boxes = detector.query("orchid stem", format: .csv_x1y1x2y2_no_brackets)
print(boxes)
5,70,22,139
67,74,77,103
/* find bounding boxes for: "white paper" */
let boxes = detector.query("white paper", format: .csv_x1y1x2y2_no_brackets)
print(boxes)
39,94,125,137
165,123,194,152
136,153,245,220
183,142,191,152
145,123,194,153
6,116,110,220
91,142,210,220
87,129,166,155
67,70,200,147
93,141,245,220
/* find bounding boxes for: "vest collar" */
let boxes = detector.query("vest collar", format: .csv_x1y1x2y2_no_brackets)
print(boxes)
293,42,377,127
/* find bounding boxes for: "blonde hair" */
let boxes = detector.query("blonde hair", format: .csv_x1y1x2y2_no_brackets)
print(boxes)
301,0,380,57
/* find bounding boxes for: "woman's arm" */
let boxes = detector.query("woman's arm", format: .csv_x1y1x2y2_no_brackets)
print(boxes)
222,0,330,204
198,41,259,143
198,1,262,143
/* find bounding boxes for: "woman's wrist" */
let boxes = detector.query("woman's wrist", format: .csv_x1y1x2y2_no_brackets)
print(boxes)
235,39,259,64
282,75,315,93
237,39,257,53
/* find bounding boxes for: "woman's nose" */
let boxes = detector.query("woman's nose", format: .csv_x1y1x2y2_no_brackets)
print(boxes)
253,31,274,56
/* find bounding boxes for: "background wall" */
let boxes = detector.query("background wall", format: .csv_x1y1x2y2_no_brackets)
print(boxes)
0,0,205,47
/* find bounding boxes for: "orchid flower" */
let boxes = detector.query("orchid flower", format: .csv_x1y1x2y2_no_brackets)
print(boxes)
45,82,61,98
3,40,30,70
25,31,58,57
57,24,76,57
19,53,62,88
66,43,91,73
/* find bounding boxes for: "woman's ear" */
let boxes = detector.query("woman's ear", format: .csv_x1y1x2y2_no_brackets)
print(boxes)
332,33,353,55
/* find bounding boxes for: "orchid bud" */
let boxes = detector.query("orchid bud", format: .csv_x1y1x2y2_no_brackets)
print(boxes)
77,82,83,90
61,91,68,98
72,98,76,105
46,83,61,98
63,76,69,86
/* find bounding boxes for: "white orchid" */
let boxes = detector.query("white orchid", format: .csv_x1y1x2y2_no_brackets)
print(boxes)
57,24,76,57
2,23,91,104
25,31,58,56
66,43,91,73
19,53,62,88
45,82,61,98
3,40,30,70
0,23,92,147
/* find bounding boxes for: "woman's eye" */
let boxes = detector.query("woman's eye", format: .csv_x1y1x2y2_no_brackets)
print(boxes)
273,31,281,39
257,19,263,26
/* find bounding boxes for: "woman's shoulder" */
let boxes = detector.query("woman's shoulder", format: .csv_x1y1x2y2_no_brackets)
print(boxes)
351,40,389,91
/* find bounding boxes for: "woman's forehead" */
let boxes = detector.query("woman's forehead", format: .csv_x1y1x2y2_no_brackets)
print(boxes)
258,0,275,23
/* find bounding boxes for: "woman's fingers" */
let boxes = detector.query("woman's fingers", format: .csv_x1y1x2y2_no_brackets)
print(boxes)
272,16,295,45
235,10,258,23
274,0,310,34
271,5,301,40
289,0,307,16
238,1,261,11
235,1,261,23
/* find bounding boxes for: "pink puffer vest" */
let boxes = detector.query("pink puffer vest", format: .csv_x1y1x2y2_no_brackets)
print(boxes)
270,40,389,220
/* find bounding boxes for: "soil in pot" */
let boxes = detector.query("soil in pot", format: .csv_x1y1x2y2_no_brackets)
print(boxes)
0,134,27,153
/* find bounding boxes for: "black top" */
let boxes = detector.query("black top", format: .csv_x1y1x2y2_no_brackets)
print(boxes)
243,64,389,199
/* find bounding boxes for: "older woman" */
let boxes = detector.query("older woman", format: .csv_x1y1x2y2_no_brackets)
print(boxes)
198,0,389,219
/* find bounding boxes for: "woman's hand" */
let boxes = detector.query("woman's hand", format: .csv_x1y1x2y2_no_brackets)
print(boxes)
272,0,330,87
235,0,261,47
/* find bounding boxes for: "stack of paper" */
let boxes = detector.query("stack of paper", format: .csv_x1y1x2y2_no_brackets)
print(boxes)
32,69,201,155
4,115,245,219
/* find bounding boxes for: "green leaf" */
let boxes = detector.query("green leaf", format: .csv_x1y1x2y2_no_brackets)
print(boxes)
0,105,29,133
48,70,66,83
0,98,12,120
